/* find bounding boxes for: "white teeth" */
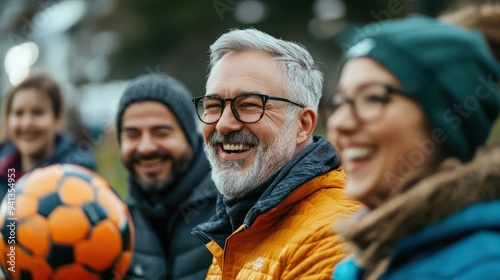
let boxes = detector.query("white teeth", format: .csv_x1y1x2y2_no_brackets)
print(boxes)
223,143,251,152
343,148,374,160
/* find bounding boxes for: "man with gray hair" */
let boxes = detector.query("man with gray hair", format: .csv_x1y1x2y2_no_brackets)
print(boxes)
191,28,360,279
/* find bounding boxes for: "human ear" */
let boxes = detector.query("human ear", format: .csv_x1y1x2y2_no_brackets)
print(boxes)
296,108,317,145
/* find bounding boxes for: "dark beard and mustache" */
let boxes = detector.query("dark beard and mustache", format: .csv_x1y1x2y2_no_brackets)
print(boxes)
124,150,191,194
204,120,297,199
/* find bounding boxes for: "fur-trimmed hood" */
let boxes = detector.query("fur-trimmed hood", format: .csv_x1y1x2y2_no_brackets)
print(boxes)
336,143,500,279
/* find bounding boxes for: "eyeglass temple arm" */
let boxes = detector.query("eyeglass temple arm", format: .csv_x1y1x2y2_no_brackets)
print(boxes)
267,96,305,108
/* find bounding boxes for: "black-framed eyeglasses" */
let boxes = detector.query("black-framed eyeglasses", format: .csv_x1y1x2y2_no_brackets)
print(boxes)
331,83,408,122
192,93,305,124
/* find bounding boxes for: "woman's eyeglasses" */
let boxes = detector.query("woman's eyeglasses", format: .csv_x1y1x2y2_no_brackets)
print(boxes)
331,83,408,122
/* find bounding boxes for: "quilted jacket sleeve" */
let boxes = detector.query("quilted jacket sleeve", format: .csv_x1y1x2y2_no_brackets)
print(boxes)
284,226,350,279
282,186,361,279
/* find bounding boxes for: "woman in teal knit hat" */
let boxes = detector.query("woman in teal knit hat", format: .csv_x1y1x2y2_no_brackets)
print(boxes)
327,12,500,280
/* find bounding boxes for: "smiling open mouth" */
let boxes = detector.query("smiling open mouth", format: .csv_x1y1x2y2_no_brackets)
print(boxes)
19,133,39,141
221,143,254,154
138,158,165,168
343,147,375,161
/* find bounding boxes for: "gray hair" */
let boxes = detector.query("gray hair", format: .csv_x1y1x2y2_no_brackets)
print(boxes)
208,28,324,112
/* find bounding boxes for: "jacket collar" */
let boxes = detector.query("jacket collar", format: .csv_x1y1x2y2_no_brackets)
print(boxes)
0,146,20,177
245,136,341,225
336,143,500,278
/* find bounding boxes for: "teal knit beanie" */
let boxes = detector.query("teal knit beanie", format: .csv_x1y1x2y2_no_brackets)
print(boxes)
343,15,500,162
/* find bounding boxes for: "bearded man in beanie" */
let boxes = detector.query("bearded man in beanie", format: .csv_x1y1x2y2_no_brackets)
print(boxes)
116,74,217,280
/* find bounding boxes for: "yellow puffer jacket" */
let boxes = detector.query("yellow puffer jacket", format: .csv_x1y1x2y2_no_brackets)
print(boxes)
192,137,361,279
204,170,359,279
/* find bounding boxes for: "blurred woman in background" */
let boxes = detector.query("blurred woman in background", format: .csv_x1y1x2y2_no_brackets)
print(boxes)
328,11,500,280
0,72,96,199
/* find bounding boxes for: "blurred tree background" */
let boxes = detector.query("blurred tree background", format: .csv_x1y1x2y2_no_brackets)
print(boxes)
0,0,498,197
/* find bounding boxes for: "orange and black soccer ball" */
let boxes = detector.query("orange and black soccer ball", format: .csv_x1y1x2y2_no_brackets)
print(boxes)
0,164,134,280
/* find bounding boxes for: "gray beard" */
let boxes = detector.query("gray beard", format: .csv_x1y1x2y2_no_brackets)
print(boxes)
205,119,297,199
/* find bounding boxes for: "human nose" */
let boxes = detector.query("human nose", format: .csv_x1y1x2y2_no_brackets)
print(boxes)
137,133,157,155
215,102,244,135
19,113,34,129
327,103,360,137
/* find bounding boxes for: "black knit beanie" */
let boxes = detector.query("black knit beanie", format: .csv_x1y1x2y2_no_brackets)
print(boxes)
342,15,500,162
115,74,198,152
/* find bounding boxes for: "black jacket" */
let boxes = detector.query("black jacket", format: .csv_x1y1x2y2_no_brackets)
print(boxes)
125,137,217,280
